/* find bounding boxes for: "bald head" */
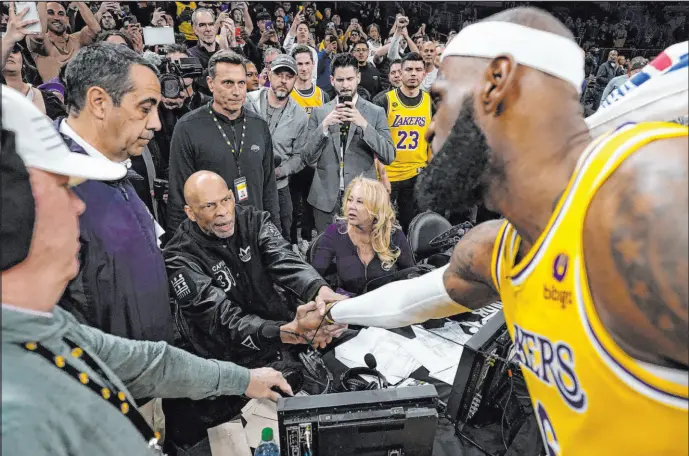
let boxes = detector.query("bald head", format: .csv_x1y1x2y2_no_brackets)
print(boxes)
487,7,574,39
183,171,236,238
184,171,229,206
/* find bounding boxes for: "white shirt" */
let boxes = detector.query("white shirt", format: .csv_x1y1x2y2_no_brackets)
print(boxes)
59,119,132,169
420,67,438,93
333,94,359,190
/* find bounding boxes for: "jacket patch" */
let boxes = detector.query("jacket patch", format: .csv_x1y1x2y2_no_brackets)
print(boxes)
170,271,196,303
241,335,260,351
251,144,260,152
239,246,251,263
265,222,282,239
212,261,236,293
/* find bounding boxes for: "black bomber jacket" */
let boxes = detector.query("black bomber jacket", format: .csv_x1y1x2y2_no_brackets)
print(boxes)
163,205,328,364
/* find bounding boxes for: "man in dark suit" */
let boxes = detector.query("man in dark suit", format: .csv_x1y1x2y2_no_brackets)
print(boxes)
302,53,395,232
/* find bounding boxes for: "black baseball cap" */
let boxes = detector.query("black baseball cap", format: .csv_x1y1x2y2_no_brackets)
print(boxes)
256,11,271,22
271,54,297,74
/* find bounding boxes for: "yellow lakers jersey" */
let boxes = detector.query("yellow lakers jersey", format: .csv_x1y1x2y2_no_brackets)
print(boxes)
490,122,689,456
290,86,326,117
385,89,432,182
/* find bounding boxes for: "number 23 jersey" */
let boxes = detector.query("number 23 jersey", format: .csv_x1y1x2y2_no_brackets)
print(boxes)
384,88,433,182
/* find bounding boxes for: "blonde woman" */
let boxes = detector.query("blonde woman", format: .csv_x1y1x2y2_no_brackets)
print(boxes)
311,177,415,296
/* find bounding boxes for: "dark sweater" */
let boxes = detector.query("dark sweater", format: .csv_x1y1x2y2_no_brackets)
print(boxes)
311,221,415,295
167,103,280,236
358,62,382,98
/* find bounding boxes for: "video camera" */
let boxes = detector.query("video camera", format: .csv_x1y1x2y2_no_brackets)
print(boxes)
157,56,203,99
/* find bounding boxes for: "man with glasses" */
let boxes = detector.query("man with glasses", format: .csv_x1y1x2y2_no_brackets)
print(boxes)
187,8,220,70
259,47,280,87
27,1,101,82
352,40,381,97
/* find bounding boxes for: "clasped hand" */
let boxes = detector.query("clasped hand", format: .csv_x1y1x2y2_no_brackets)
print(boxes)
281,286,348,348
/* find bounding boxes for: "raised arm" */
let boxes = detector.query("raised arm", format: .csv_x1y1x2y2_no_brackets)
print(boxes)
242,2,253,35
76,1,101,36
583,136,689,368
1,5,39,69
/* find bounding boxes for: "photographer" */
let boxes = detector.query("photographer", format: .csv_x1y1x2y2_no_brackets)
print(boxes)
149,45,208,180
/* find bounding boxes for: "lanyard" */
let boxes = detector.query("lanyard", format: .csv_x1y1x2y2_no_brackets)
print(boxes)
266,105,286,135
210,107,247,176
18,339,164,455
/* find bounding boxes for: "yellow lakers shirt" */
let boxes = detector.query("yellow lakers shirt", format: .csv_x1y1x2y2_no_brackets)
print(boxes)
384,89,433,182
491,122,689,456
290,86,328,117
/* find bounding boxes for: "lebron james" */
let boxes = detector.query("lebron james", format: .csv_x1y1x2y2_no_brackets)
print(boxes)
299,7,689,455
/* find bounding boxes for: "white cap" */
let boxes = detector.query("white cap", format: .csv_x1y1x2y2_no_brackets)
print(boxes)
2,85,126,185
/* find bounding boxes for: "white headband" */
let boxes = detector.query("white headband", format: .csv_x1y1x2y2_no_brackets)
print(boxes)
441,22,585,94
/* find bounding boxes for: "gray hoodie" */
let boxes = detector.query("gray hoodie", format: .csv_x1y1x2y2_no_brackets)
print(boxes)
245,87,309,189
2,305,250,455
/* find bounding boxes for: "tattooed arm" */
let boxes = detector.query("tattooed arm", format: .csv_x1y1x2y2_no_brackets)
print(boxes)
442,219,503,309
584,136,688,368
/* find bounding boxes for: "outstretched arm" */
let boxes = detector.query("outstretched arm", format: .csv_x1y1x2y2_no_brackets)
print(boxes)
584,135,688,368
312,220,503,328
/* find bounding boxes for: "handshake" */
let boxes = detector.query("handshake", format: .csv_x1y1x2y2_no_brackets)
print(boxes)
279,286,348,349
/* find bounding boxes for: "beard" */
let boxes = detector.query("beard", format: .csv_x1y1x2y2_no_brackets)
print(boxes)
273,87,291,100
415,97,503,217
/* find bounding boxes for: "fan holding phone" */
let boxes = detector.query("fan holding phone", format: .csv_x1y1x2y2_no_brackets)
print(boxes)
19,1,101,82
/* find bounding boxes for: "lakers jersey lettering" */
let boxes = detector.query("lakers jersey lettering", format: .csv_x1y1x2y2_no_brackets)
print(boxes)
491,122,689,456
390,115,427,127
512,324,587,411
291,86,326,117
385,89,432,182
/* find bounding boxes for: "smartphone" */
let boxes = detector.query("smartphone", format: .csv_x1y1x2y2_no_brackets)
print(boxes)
143,26,175,46
13,2,41,35
220,4,229,12
235,27,241,37
265,20,273,31
339,95,353,105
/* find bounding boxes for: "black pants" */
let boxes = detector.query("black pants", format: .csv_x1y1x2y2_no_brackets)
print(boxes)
313,191,344,234
278,186,293,241
390,175,419,234
289,168,315,243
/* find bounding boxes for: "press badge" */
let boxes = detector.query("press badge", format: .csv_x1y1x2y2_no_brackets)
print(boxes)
234,177,249,202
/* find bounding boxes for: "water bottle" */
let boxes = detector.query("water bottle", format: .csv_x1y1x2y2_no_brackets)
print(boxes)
255,427,280,456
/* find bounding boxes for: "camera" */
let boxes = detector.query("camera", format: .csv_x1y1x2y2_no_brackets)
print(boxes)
157,56,203,99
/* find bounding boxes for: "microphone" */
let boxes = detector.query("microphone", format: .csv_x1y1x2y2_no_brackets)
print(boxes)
364,353,384,389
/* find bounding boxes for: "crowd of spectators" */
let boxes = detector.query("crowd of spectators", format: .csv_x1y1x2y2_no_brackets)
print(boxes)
1,1,685,454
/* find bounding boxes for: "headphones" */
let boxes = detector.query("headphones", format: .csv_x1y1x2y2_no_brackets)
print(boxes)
340,367,389,392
